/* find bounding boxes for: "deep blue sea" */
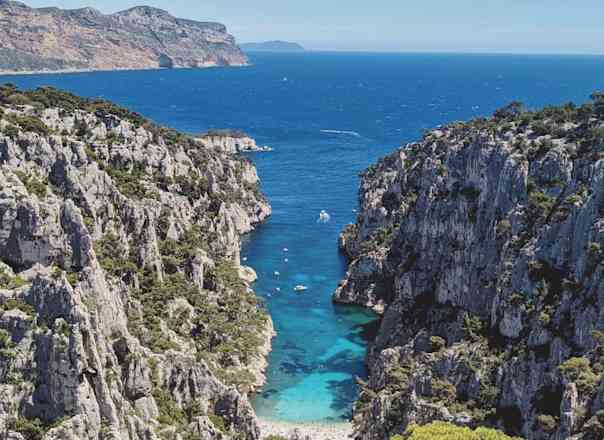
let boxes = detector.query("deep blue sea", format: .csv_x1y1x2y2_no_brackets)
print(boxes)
3,52,604,423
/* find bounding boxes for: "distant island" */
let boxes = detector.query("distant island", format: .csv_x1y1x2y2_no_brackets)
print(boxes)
0,1,247,74
240,41,305,53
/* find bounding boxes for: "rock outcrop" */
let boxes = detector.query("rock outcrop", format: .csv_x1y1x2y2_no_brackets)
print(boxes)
336,96,604,440
0,1,247,73
196,131,273,154
0,84,272,440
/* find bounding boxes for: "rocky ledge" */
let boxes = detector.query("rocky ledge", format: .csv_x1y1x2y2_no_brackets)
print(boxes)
0,84,272,440
197,130,274,154
0,1,247,74
336,95,604,440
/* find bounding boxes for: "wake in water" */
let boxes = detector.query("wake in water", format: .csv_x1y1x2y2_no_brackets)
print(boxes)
320,129,361,137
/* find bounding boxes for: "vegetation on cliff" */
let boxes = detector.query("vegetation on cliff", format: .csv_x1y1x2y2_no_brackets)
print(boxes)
0,85,270,439
339,92,604,440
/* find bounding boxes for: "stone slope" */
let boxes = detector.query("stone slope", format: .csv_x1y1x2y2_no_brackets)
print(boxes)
336,96,604,440
0,1,247,73
0,84,271,440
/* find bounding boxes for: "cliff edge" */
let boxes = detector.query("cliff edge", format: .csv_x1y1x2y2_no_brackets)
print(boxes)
0,84,271,440
336,95,604,440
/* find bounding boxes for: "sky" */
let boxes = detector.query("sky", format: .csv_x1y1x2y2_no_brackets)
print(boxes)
23,0,604,54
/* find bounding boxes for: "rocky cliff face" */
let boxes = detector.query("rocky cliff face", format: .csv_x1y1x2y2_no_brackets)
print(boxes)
0,1,247,73
0,84,272,440
336,96,604,440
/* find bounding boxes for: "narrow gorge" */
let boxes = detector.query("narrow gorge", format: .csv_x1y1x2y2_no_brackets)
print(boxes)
1,53,603,440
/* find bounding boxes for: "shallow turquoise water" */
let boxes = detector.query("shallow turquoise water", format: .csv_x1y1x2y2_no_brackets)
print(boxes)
4,52,604,422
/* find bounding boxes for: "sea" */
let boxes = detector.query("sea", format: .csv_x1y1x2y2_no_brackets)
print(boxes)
3,51,603,424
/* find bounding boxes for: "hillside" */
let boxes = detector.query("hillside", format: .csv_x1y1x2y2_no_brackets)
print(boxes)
337,94,604,439
0,84,271,439
0,1,247,73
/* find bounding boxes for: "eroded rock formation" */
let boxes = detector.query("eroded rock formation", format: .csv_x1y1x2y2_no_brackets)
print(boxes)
0,84,271,440
337,96,604,440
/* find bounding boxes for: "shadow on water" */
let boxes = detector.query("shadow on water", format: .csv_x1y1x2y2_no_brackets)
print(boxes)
327,377,358,418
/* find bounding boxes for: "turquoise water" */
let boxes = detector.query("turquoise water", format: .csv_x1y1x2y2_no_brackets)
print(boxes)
4,52,604,423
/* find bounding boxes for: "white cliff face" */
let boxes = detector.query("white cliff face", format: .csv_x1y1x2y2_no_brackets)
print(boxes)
336,98,604,440
196,135,272,155
0,85,272,440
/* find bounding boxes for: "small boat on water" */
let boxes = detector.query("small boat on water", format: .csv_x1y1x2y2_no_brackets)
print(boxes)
317,210,331,223
294,285,308,292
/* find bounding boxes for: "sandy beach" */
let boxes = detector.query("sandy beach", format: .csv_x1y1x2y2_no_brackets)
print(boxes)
259,418,354,440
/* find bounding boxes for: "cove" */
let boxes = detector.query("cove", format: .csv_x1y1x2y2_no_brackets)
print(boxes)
4,51,604,423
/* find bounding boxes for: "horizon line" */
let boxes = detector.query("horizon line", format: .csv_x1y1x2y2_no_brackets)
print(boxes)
249,48,604,57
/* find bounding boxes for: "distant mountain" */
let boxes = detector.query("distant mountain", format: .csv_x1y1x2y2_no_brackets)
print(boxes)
0,1,247,73
240,41,305,53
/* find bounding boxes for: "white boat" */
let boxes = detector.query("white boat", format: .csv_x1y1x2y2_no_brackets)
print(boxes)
317,210,331,223
274,271,280,277
294,285,308,292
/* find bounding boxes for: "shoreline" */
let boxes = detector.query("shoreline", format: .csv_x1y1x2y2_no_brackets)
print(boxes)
258,418,354,440
0,63,249,77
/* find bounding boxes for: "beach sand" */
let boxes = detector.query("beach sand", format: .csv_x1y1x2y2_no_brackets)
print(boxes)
259,418,354,440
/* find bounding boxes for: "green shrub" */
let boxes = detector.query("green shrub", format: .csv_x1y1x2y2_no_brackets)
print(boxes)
1,298,35,316
106,164,154,200
463,313,486,341
154,389,187,429
13,170,48,198
9,417,45,440
399,421,521,439
2,123,20,139
429,336,446,352
94,233,137,277
559,357,601,395
5,114,49,136
536,414,558,433
0,265,27,290
528,190,555,220
208,413,227,433
430,379,457,404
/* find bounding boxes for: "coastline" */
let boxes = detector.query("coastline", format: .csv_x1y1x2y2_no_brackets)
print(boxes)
249,314,276,391
0,63,249,77
259,418,354,440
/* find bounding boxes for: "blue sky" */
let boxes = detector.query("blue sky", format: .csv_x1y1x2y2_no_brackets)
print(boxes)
24,0,604,54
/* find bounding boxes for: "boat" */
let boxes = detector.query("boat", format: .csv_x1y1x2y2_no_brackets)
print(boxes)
294,285,308,292
317,210,331,223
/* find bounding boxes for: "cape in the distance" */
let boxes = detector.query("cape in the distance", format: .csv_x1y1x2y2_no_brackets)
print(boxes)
240,41,305,53
0,0,247,74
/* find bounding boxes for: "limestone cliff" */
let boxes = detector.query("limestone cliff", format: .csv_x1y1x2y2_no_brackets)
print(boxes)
0,1,247,73
336,96,604,440
0,84,272,440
